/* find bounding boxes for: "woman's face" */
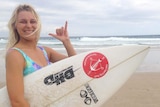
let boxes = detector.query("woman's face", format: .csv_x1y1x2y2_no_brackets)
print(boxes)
15,11,38,39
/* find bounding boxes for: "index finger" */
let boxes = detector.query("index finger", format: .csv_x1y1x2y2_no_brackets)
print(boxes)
65,21,68,31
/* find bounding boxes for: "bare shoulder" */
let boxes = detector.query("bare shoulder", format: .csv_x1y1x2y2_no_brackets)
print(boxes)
43,46,53,51
42,46,57,55
42,46,67,62
6,49,22,59
6,49,24,66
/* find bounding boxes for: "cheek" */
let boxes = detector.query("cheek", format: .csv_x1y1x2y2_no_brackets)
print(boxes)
15,25,23,35
33,24,38,29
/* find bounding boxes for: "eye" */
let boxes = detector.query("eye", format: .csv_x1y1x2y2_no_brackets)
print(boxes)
30,20,37,24
19,20,27,24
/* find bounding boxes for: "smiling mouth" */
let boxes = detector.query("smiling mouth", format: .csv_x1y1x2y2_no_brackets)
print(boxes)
24,30,34,34
24,29,38,38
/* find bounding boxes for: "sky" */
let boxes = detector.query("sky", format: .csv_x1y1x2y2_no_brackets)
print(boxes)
0,0,160,37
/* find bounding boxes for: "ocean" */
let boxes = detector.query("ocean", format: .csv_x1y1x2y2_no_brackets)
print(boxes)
0,35,160,50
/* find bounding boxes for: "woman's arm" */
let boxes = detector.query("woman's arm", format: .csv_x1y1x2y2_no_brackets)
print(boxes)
62,38,76,57
6,50,30,107
47,21,76,62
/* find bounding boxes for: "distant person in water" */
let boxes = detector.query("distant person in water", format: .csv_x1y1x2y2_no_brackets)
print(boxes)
5,4,76,107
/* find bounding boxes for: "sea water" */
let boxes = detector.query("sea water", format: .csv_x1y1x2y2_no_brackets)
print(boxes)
0,35,159,50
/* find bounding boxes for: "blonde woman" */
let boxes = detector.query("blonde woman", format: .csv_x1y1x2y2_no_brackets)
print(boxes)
6,4,76,107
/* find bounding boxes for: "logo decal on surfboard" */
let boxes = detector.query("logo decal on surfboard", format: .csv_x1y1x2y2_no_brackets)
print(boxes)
44,66,80,85
83,52,109,78
80,83,98,105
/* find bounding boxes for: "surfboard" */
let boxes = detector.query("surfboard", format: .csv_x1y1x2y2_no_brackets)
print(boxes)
0,45,149,107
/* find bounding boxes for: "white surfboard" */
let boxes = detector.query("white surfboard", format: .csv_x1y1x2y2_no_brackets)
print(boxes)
0,45,149,107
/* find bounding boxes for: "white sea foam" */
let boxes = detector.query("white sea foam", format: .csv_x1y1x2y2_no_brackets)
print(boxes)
1,35,160,49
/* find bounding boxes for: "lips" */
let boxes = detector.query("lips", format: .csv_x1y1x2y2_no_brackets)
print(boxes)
23,29,37,38
24,30,35,35
24,30,34,34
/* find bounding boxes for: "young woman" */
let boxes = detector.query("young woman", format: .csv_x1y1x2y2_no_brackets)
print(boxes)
6,4,76,107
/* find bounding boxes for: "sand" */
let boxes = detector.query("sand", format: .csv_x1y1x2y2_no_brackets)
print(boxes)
102,72,160,107
0,46,160,106
0,50,6,88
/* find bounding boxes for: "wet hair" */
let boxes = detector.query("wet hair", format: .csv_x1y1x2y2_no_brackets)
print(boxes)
6,4,41,50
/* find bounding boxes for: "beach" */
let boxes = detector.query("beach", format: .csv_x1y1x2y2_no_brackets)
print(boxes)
103,72,160,107
0,46,160,107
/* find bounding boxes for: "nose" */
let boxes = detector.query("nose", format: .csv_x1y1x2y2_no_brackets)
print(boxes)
26,22,32,27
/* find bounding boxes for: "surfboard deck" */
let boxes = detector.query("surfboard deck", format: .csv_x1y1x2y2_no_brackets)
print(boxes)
0,45,149,107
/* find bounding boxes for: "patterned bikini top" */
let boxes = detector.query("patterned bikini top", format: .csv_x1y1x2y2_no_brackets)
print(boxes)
12,46,51,76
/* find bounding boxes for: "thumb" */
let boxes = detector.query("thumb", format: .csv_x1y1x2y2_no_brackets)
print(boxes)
48,33,57,38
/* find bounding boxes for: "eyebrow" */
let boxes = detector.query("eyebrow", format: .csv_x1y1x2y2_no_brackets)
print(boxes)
17,18,37,21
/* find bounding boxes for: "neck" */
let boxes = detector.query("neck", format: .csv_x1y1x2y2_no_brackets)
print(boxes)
15,39,38,50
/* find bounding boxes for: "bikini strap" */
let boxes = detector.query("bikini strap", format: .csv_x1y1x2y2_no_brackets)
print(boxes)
38,46,50,64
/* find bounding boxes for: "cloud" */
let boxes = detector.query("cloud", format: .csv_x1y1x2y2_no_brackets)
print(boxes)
98,0,160,23
1,0,160,36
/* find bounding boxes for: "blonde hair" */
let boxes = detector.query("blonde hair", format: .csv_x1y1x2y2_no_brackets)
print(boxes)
6,4,41,50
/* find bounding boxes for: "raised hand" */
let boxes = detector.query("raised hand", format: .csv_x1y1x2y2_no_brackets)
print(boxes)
49,21,69,43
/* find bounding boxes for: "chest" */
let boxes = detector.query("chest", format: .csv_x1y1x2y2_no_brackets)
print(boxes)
25,49,48,67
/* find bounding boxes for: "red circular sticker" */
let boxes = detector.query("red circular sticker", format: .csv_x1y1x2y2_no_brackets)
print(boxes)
83,52,109,78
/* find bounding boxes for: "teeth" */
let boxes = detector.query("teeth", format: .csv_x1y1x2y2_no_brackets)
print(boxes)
25,30,33,34
25,30,32,32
